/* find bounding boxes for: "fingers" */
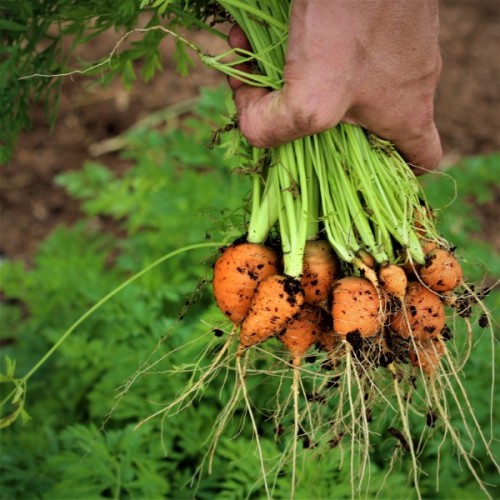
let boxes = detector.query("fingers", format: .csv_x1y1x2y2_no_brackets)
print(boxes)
232,84,329,148
351,90,443,174
228,24,345,148
228,24,252,52
370,115,442,175
227,25,253,91
226,23,442,170
392,123,442,175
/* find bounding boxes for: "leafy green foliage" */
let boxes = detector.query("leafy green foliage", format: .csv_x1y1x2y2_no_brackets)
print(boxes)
46,424,170,498
1,0,224,162
0,87,248,497
1,89,498,497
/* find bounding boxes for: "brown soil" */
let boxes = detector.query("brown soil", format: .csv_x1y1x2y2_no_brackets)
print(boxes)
1,2,499,263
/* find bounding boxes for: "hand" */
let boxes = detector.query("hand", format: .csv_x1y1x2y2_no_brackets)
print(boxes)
228,0,442,174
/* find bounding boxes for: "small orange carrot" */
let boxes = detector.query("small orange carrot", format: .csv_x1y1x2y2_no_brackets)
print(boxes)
390,282,445,340
379,263,408,301
240,275,304,349
279,305,330,358
331,276,385,338
212,242,279,324
418,248,463,293
409,339,444,377
301,240,340,309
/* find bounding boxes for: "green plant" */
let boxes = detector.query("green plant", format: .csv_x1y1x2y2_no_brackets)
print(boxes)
1,0,228,162
2,0,499,495
1,84,498,496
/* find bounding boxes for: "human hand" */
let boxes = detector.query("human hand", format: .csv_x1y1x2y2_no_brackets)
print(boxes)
228,0,442,174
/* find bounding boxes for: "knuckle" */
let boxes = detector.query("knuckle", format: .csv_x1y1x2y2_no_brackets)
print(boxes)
286,93,334,136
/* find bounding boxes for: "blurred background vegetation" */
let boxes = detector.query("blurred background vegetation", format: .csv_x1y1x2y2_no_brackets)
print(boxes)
1,1,499,498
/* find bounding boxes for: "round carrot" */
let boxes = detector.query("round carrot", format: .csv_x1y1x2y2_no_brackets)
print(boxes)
379,263,407,300
390,282,445,340
409,339,444,376
301,240,340,309
279,305,330,357
213,242,279,324
331,276,385,338
418,248,463,292
240,275,304,349
401,241,437,275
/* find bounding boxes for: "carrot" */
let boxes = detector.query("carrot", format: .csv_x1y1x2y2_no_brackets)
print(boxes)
390,282,445,340
418,248,463,293
409,339,444,376
279,305,330,358
212,242,279,325
240,275,304,349
421,240,438,254
379,264,407,301
331,276,385,338
318,328,338,355
401,240,438,276
357,250,376,269
301,240,340,309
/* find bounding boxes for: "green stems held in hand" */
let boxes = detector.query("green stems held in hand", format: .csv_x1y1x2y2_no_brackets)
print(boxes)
209,0,440,273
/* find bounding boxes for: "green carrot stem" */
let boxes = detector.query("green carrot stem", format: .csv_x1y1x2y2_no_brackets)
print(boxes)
247,166,280,244
310,135,355,262
211,0,433,269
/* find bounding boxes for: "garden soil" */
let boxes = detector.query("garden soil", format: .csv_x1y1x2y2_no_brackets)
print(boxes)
1,1,499,263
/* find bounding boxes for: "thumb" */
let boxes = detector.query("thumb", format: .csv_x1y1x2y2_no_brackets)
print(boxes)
228,23,347,148
391,123,442,175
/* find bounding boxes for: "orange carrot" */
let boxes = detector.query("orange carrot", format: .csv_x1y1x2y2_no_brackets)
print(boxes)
240,275,304,349
421,240,438,254
390,282,445,340
357,250,376,269
379,264,407,300
279,305,330,357
409,339,444,376
331,276,385,338
401,241,437,275
418,248,463,293
301,240,340,309
318,328,338,355
213,242,279,324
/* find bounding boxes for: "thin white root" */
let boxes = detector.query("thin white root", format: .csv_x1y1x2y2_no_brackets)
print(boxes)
462,280,498,444
439,340,500,473
236,351,271,499
388,363,422,500
291,356,301,500
429,377,492,499
345,348,357,496
135,327,236,430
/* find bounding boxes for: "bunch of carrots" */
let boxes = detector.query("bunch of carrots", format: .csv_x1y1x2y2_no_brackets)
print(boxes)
213,225,463,377
198,3,497,495
207,0,465,378
124,1,495,497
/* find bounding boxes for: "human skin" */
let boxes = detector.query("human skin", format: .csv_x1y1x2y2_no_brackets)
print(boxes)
228,0,442,174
